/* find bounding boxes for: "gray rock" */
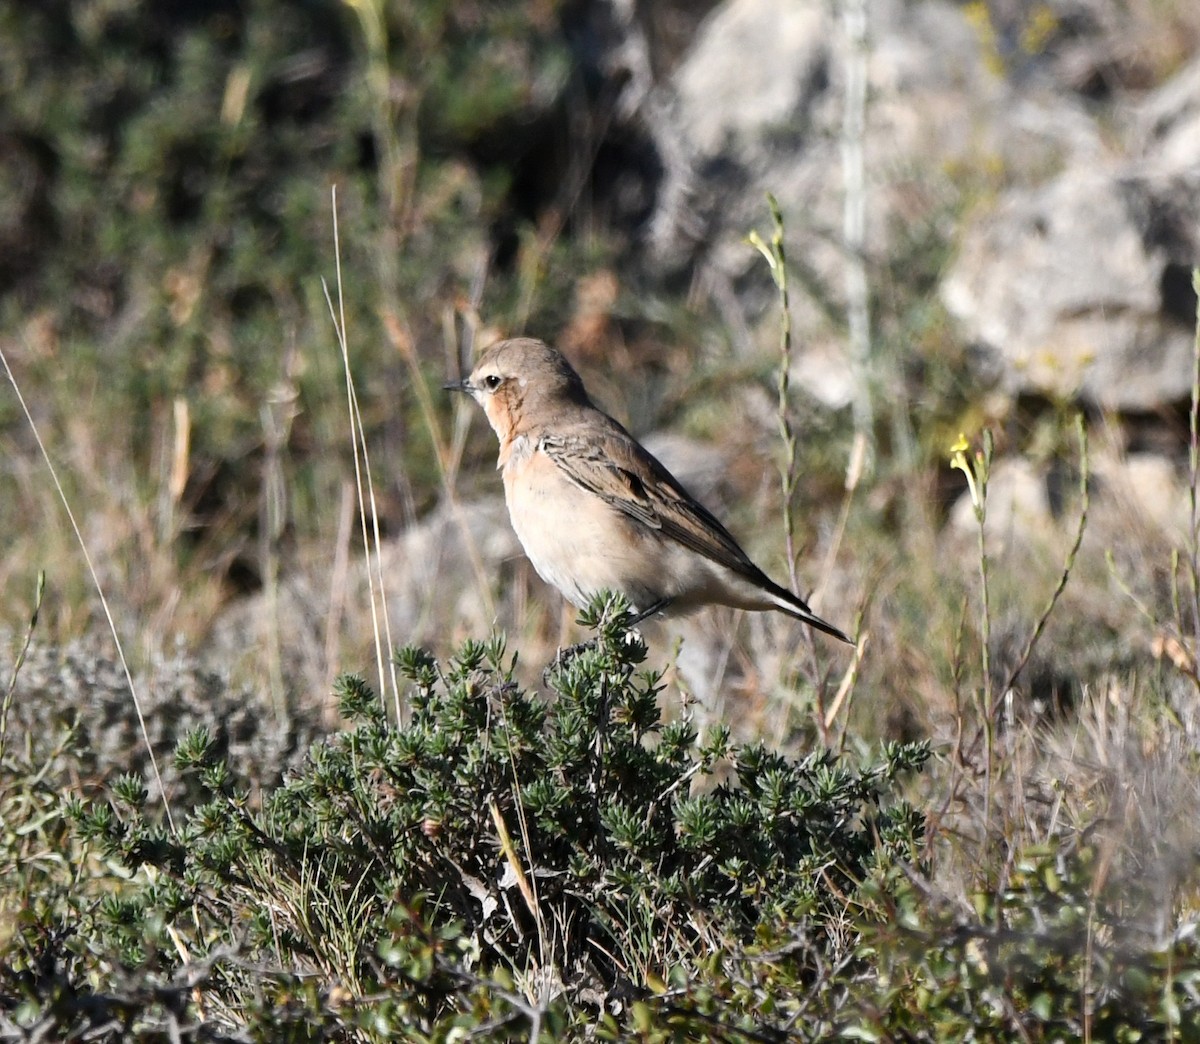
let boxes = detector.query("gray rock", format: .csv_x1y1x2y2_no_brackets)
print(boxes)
948,457,1053,546
670,0,830,162
942,166,1200,409
941,45,1200,412
205,432,740,695
640,431,731,503
627,0,1200,415
208,497,522,694
0,637,322,800
1093,452,1188,538
637,0,1114,408
1135,54,1200,174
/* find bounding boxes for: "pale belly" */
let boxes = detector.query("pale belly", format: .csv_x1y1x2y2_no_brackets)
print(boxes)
502,454,667,610
501,448,777,615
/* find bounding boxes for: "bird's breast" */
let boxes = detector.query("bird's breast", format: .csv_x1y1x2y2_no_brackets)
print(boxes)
501,445,660,609
496,431,535,469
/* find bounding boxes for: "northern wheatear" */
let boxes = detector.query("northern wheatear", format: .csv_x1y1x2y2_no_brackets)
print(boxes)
446,338,851,643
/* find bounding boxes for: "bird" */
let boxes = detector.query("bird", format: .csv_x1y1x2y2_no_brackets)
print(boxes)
445,337,852,644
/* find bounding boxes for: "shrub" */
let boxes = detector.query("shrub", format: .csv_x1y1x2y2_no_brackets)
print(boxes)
5,595,928,1040
856,844,1200,1041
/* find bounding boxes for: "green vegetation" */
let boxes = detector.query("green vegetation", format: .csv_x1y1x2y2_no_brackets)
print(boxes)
0,0,606,635
4,597,929,1039
4,596,1200,1039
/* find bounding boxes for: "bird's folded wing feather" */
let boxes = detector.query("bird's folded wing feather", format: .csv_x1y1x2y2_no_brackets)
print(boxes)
540,429,767,582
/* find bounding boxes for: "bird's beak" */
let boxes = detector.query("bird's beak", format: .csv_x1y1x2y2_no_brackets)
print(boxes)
444,377,474,394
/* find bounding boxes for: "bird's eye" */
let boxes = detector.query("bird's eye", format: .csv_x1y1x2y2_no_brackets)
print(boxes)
483,374,503,391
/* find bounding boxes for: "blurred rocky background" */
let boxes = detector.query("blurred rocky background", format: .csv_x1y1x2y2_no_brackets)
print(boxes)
2,0,1200,761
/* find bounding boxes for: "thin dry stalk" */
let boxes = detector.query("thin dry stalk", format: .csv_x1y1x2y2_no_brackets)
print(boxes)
488,799,543,935
750,196,846,741
387,312,498,626
749,195,801,594
815,430,869,606
323,188,399,719
997,415,1090,698
840,0,874,459
0,570,44,762
824,629,868,738
974,433,996,846
323,480,356,719
1187,268,1200,663
0,346,174,830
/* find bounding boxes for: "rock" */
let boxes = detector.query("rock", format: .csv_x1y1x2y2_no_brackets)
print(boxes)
669,0,829,161
209,497,523,692
207,435,732,694
1135,54,1200,174
623,0,1200,416
941,48,1200,412
636,0,1117,409
645,0,1113,276
1093,451,1188,538
949,457,1053,547
0,636,323,797
942,166,1200,410
992,0,1184,97
379,497,519,639
791,342,859,410
640,431,730,503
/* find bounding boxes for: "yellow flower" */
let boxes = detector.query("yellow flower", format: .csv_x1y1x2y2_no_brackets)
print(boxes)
950,433,980,509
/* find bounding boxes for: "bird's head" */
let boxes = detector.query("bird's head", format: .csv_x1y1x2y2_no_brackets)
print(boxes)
445,338,590,440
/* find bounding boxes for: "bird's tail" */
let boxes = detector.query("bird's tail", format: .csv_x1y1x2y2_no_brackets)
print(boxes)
771,587,854,644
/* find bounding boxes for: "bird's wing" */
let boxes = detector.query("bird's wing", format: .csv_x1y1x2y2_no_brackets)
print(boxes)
539,424,767,583
540,420,854,644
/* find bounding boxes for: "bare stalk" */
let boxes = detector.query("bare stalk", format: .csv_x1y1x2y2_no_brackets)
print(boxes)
1187,269,1200,666
0,571,44,762
998,416,1089,698
0,347,174,830
976,431,995,838
324,187,399,719
749,194,801,593
840,0,874,462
